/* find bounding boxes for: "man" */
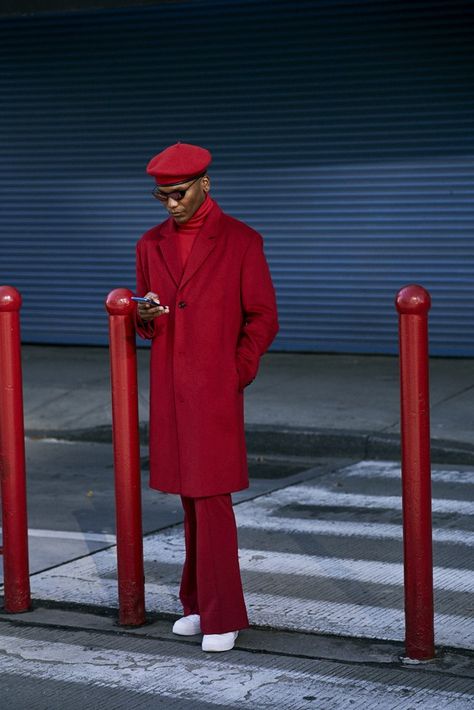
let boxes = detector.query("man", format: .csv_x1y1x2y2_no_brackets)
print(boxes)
135,142,279,652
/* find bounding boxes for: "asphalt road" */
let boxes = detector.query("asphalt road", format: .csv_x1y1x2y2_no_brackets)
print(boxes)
0,441,473,708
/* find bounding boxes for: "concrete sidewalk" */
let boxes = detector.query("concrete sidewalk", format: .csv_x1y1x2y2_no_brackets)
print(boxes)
22,345,474,463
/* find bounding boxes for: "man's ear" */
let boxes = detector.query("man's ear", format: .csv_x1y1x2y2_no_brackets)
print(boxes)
202,175,211,192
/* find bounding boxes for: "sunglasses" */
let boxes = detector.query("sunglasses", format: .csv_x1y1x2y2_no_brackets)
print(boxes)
152,175,203,202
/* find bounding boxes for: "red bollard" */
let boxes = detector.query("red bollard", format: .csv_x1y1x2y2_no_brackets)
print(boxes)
395,284,434,661
0,286,31,612
105,288,145,626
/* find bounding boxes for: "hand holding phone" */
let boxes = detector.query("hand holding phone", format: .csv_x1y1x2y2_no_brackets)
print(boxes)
134,292,169,321
132,296,162,306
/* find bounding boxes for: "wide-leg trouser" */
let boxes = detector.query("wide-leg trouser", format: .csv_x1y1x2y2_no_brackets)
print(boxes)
179,493,250,634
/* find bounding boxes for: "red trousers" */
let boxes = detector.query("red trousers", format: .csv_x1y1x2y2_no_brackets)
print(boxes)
179,493,250,634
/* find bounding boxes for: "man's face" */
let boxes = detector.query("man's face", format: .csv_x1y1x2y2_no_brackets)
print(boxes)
158,175,210,225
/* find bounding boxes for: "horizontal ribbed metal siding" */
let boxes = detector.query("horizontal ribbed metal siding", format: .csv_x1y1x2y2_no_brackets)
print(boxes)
0,0,473,354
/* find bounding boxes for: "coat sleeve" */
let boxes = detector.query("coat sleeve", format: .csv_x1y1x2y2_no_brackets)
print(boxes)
236,232,279,390
134,242,166,340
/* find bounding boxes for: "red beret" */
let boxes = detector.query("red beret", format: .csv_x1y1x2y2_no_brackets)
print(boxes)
146,142,212,186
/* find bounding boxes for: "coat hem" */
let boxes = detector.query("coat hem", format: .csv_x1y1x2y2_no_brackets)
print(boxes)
148,481,250,497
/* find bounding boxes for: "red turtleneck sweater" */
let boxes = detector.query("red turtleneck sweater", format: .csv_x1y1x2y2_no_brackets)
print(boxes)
175,194,214,269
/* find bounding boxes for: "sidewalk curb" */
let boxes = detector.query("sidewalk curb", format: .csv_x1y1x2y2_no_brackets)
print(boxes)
2,598,473,660
26,423,474,466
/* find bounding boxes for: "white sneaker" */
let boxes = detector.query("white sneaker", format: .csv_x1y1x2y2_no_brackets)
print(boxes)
172,614,201,636
202,630,239,652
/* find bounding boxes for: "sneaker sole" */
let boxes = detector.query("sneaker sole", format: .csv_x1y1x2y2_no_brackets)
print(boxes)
202,632,238,652
173,628,201,636
202,642,236,652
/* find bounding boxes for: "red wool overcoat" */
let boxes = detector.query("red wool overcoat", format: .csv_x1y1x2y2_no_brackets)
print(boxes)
135,200,279,497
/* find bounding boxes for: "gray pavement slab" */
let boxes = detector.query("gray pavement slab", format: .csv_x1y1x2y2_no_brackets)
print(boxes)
20,345,474,463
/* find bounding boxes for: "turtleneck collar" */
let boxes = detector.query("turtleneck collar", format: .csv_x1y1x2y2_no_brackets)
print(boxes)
175,193,214,231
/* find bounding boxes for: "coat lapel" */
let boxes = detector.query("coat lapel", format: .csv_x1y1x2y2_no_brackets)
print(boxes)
180,201,222,289
156,217,183,288
157,201,222,289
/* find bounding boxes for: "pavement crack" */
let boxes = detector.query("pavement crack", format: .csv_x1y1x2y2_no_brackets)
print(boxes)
379,420,399,432
1,644,122,668
431,383,474,408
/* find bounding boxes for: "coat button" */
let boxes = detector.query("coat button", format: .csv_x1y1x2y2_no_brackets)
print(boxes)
178,301,187,308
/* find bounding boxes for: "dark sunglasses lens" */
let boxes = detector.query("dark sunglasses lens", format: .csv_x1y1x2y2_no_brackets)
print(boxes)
155,190,185,202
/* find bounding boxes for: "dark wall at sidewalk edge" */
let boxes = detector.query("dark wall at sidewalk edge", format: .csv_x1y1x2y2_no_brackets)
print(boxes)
0,0,166,18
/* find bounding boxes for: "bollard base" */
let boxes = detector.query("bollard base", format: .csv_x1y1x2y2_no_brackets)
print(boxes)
399,654,437,666
1,603,33,615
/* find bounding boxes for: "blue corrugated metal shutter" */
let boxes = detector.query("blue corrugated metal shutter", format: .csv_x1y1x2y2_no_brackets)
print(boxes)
0,0,473,354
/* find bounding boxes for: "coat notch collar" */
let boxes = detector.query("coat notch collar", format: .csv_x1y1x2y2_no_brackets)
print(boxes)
157,202,223,288
156,218,182,287
180,202,222,288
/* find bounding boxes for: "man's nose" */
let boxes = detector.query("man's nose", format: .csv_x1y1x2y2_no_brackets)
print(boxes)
167,196,179,208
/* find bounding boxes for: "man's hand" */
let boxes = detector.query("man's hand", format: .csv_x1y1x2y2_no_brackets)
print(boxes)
137,291,169,322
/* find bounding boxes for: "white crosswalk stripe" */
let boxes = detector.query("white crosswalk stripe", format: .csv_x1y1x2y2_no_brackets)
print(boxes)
148,542,472,593
27,541,474,649
235,507,474,546
245,483,474,516
0,527,117,544
342,460,474,485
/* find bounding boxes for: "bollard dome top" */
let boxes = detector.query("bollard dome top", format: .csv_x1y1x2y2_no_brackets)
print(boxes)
0,285,22,311
105,288,135,316
395,284,431,315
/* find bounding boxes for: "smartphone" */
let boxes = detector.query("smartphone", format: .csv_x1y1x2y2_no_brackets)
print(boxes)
131,296,168,309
